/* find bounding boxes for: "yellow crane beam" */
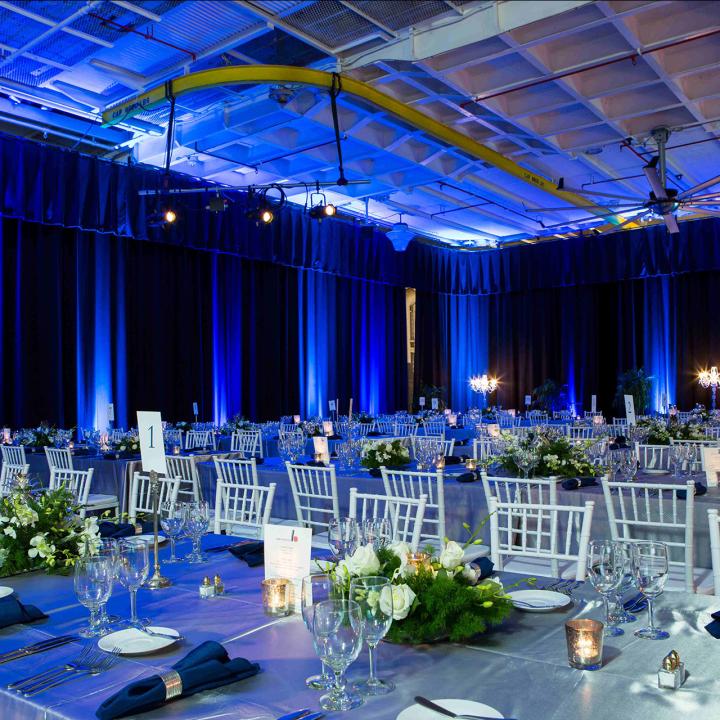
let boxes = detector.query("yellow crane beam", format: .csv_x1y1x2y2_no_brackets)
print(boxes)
102,65,622,225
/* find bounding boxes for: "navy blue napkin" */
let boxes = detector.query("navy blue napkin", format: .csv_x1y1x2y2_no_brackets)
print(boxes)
677,481,707,499
476,557,494,580
0,595,47,629
561,478,599,490
96,641,260,719
366,430,382,437
229,541,264,567
706,611,720,638
99,521,154,538
623,592,647,613
444,455,462,466
456,471,479,483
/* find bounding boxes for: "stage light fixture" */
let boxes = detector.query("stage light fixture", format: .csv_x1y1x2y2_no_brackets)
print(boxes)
164,208,177,223
309,203,336,220
259,208,274,224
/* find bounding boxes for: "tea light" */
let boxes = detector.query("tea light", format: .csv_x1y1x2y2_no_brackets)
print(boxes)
434,454,446,469
593,415,604,425
173,445,181,455
448,413,458,427
3,428,10,444
261,578,292,616
323,420,333,436
465,457,477,471
68,441,74,450
407,552,431,571
293,415,301,424
565,619,604,670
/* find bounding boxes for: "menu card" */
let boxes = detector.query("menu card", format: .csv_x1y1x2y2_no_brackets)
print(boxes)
624,395,636,425
703,447,720,487
431,398,439,410
313,436,330,464
263,524,312,610
419,397,426,407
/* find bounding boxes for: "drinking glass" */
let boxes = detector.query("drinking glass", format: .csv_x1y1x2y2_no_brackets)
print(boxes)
94,538,120,626
632,541,669,639
301,574,337,690
586,540,624,636
350,576,394,696
117,538,150,628
312,599,364,711
362,518,392,551
74,555,114,637
328,517,358,560
669,444,687,480
683,444,697,477
610,540,638,624
184,500,210,563
160,500,185,563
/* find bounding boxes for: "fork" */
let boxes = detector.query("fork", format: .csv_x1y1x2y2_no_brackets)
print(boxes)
9,643,96,690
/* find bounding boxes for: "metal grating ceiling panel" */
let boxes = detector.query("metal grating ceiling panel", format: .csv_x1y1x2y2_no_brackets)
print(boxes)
5,0,81,23
349,0,455,31
0,9,50,46
0,55,62,86
237,28,327,66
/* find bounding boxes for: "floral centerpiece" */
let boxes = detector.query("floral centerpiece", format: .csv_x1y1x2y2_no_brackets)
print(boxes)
498,429,601,478
361,439,410,469
17,425,59,448
331,532,515,644
638,418,707,445
109,433,140,455
0,481,99,577
301,420,323,437
220,414,252,435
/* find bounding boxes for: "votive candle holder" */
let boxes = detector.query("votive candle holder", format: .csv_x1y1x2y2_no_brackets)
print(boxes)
565,619,604,670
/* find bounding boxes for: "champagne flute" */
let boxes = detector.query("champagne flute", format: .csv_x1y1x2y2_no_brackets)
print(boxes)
350,576,394,696
328,517,358,560
632,541,670,639
74,555,114,637
301,574,336,690
184,500,210,563
586,540,624,636
160,500,185,563
118,538,150,628
312,599,364,711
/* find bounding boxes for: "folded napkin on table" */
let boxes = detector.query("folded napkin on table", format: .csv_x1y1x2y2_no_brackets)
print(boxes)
455,439,468,447
328,434,343,440
443,455,462,466
99,520,154,538
366,430,382,437
229,541,264,567
561,478,599,491
705,611,720,638
456,470,479,483
96,640,260,720
475,557,494,580
0,595,47,629
677,481,707,499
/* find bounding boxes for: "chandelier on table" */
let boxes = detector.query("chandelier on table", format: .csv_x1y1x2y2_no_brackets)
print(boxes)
698,366,720,411
469,374,498,398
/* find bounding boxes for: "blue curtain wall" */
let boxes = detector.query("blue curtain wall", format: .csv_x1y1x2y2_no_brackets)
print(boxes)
0,217,407,427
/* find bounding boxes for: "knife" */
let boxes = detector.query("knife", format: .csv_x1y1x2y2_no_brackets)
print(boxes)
276,709,312,720
0,635,78,665
415,696,516,720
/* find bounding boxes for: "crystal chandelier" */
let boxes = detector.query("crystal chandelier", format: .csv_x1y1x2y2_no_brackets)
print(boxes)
469,374,498,397
698,366,720,411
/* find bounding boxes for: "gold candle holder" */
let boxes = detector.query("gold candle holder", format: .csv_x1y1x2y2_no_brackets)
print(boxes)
565,619,604,670
173,445,181,455
323,420,334,436
465,458,477,471
434,454,446,469
407,552,431,571
262,578,292,616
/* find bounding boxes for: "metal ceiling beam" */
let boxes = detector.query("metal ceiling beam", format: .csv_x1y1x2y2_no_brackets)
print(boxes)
100,65,616,221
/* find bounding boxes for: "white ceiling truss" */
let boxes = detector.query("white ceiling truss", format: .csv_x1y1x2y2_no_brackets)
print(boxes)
1,0,720,249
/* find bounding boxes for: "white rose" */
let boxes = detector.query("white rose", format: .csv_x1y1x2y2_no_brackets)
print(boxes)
379,583,416,620
345,544,381,576
439,540,464,570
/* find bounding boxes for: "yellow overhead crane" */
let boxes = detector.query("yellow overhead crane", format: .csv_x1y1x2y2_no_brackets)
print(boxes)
102,65,628,232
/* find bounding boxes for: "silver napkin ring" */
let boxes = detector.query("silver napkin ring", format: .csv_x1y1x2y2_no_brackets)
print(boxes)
160,670,183,700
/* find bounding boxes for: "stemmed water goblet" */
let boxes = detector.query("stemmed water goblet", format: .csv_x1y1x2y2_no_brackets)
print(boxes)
610,540,639,624
184,500,210,563
328,517,359,560
516,448,537,479
301,574,337,691
586,540,624,637
93,538,120,627
117,538,150,629
160,500,185,563
312,599,364,711
362,518,392,551
632,541,669,639
350,576,394,696
74,555,114,637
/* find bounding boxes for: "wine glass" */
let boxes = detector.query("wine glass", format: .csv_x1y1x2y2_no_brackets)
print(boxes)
312,599,364,711
184,500,210,563
610,540,639,624
93,538,120,626
683,444,697,477
160,500,185,563
74,555,114,637
328,517,358,560
362,518,392,551
301,574,337,690
632,541,669,639
586,540,624,636
350,576,394,696
117,538,150,628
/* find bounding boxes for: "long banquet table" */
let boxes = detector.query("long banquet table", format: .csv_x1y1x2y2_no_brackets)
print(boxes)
1,534,720,719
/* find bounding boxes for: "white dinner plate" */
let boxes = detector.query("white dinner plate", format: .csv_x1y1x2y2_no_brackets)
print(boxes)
0,586,13,599
135,534,167,545
507,589,572,612
397,699,503,720
99,626,180,655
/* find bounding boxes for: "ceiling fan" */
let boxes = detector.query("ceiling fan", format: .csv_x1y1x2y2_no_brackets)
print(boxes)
545,127,720,235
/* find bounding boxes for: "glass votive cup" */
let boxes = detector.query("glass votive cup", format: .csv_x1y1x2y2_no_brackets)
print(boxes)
262,578,292,616
173,445,181,455
465,458,477,471
434,454,446,469
565,619,604,670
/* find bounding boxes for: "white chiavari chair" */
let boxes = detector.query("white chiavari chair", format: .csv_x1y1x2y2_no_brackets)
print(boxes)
509,426,530,438
285,462,340,547
480,473,558,506
678,411,692,423
214,481,276,538
375,419,394,434
706,426,720,440
44,447,73,471
612,418,629,428
213,457,259,487
1,445,26,467
50,468,119,519
109,429,125,443
164,428,183,446
410,435,454,457
567,427,594,440
356,423,375,437
635,444,670,473
709,509,720,596
165,455,202,502
0,462,29,495
670,437,718,472
348,487,427,552
184,430,215,450
128,472,181,524
473,438,494,461
602,478,699,592
231,429,263,458
393,422,418,438
488,496,594,580
422,419,446,435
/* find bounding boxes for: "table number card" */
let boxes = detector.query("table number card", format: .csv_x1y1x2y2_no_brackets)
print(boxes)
524,395,531,407
591,395,597,413
624,394,636,426
329,400,336,411
312,436,330,464
192,401,198,417
703,447,720,487
108,403,115,423
137,411,168,476
419,396,426,407
263,524,312,611
431,398,439,410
